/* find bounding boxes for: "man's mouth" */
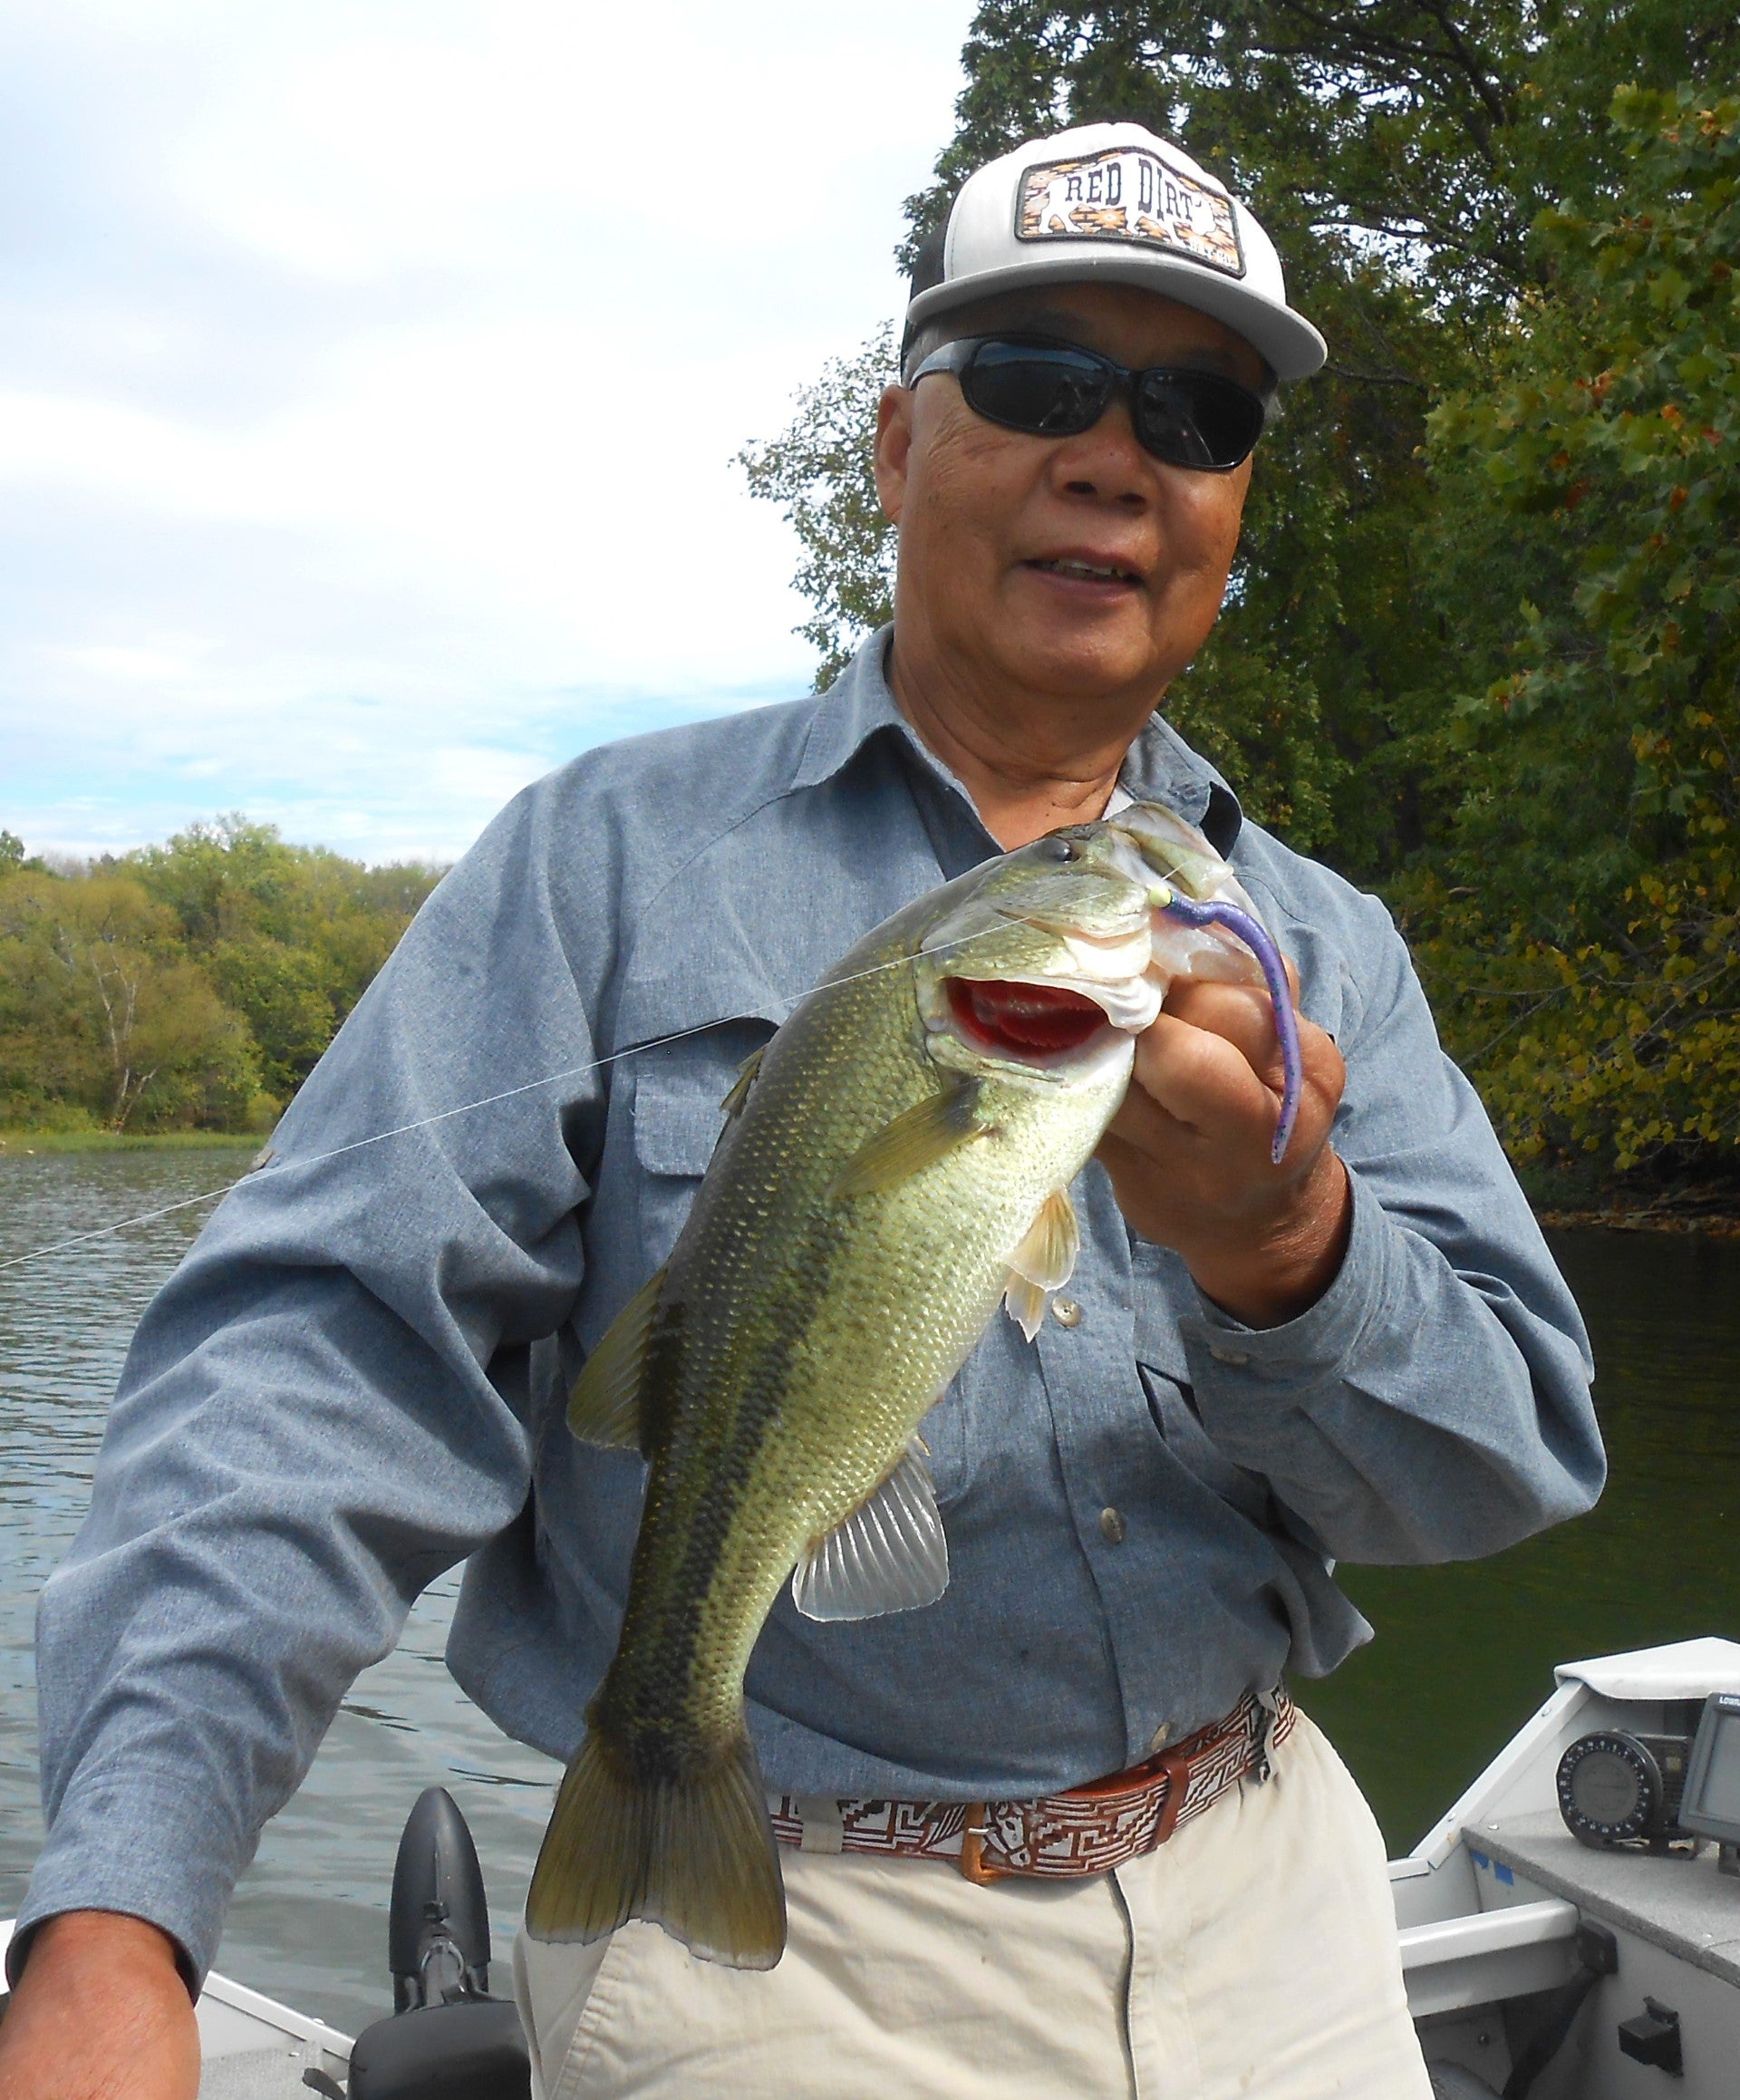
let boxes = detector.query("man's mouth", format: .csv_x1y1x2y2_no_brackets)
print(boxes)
1027,556,1141,585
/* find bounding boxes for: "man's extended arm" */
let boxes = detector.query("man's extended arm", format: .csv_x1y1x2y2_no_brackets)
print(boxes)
8,779,611,1991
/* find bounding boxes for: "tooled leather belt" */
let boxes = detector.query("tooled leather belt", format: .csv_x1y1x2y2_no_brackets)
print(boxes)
770,1687,1296,1883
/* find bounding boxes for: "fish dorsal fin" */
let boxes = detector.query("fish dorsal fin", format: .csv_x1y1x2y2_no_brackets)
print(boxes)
827,1079,988,1200
719,1046,766,1124
1003,1185,1078,1342
791,1440,949,1621
567,1266,667,1451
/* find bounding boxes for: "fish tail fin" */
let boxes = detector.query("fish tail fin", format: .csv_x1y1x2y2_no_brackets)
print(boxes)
525,1730,787,1970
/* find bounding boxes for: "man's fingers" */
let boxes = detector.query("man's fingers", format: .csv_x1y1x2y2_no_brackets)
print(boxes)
1108,985,1346,1173
1157,978,1287,1089
1114,1011,1278,1145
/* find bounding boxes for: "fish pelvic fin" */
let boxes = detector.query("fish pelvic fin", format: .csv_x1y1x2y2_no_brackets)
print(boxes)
567,1266,667,1451
792,1437,949,1621
1004,1185,1079,1342
526,1729,786,1970
1003,1273,1049,1343
1009,1185,1080,1292
826,1078,989,1200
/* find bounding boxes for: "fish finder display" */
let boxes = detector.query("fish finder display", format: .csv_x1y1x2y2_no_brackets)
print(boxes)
1681,1693,1740,1845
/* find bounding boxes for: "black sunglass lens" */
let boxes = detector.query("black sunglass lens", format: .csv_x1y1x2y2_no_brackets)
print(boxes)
962,344,1110,437
1134,371,1263,470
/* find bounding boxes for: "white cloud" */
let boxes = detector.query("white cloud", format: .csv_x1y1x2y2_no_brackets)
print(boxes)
0,0,968,863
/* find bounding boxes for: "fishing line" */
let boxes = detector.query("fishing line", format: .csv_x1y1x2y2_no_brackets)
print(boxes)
0,924,1022,1275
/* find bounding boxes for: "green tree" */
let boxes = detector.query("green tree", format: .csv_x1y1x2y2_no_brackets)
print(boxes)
0,872,259,1130
738,325,901,691
125,816,445,1102
0,816,445,1132
1405,86,1740,1176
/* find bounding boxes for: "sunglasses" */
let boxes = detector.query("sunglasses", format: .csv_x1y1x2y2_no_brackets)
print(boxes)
906,335,1267,473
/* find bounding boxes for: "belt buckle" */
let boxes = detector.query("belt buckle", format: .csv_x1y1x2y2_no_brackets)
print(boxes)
956,1739,1197,1886
957,1803,1009,1884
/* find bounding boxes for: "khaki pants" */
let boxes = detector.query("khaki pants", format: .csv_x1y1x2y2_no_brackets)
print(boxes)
514,1712,1430,2100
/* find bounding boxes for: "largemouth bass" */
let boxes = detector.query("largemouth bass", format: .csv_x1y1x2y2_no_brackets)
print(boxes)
526,803,1299,1968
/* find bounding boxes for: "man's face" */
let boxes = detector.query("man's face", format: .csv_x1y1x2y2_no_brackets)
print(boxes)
875,281,1267,707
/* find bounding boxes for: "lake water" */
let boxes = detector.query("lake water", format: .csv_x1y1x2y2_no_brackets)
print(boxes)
3,1151,1737,2036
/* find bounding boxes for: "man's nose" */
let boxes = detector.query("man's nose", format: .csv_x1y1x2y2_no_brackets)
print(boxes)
1051,393,1155,508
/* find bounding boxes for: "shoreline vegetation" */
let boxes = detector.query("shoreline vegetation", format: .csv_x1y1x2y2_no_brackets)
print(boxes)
0,1140,1731,1241
3,1130,1736,1238
0,816,445,1143
0,1128,261,1155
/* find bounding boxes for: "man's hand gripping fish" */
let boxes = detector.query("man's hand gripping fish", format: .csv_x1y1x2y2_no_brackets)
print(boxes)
527,801,1303,1967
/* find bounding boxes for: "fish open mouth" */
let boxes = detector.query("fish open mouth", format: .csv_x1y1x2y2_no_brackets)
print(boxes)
945,978,1110,1059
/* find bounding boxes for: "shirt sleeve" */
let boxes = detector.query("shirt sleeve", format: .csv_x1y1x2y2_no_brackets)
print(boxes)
1175,883,1604,1565
14,781,609,1986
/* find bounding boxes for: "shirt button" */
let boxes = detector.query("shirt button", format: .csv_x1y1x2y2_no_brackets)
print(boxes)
1148,1722,1171,1754
1099,1506,1127,1545
1052,1297,1083,1327
1208,1343,1251,1367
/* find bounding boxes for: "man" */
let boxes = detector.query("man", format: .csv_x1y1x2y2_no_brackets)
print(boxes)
0,121,1600,2098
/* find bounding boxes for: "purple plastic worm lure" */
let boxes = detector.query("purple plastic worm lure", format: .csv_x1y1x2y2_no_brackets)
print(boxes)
1157,894,1303,1166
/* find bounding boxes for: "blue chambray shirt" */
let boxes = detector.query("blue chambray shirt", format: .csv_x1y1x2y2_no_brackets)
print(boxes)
19,632,1602,1980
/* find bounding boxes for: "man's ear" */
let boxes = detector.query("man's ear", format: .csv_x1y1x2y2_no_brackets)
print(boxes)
873,384,913,526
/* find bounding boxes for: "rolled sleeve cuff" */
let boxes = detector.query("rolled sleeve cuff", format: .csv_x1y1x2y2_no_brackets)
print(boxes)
9,1772,240,1992
1178,1164,1388,1395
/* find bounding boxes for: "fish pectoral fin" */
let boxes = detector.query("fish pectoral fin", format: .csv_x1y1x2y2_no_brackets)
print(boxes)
1003,1186,1079,1342
826,1079,989,1199
718,1046,766,1124
791,1439,950,1621
567,1265,667,1451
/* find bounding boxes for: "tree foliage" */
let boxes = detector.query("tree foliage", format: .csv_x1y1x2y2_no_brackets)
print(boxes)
1405,86,1740,1173
0,818,444,1132
740,2,1740,1187
737,325,901,690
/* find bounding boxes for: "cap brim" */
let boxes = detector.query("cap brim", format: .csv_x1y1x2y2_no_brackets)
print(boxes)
906,250,1327,382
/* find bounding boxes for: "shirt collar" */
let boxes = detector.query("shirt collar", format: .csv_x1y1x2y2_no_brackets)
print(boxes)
790,626,1243,857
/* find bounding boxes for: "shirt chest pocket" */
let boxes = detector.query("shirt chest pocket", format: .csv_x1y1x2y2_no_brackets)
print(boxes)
628,1021,776,1270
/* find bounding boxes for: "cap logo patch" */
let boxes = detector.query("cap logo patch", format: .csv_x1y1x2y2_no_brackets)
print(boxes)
1015,150,1245,278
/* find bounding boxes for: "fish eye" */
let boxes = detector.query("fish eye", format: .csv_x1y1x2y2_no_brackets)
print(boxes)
1046,837,1078,862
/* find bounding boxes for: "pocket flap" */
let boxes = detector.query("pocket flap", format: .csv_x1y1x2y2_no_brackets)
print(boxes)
629,1020,774,1179
633,1071,732,1178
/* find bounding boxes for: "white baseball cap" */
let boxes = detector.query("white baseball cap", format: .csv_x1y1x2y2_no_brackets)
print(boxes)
904,121,1327,382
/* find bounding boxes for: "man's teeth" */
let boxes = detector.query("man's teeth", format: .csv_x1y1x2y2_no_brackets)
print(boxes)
1037,558,1134,582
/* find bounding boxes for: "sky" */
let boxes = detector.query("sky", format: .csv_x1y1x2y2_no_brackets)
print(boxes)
0,0,976,866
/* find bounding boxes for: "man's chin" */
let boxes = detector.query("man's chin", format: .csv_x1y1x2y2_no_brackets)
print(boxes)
981,622,1170,708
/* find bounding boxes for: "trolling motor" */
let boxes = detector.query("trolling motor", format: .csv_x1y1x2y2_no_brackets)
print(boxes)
304,1786,530,2100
